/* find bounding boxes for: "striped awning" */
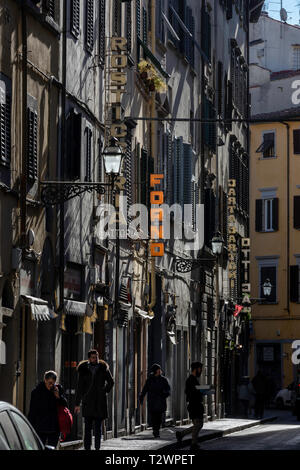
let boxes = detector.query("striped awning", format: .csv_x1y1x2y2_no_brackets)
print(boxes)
21,295,56,321
64,299,93,317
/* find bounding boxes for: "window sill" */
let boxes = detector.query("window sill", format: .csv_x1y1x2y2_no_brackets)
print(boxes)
258,156,278,160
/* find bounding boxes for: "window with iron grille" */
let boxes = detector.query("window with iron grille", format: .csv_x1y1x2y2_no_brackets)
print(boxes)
113,0,122,37
99,0,106,65
85,127,92,182
27,108,38,182
71,0,80,38
85,0,94,52
0,80,11,167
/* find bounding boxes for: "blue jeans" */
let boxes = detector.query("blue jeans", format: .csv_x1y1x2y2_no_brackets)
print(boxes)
84,417,102,450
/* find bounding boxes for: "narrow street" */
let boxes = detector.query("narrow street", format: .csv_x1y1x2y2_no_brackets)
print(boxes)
181,410,300,450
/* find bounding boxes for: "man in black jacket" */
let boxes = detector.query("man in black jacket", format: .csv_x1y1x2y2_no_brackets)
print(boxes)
28,370,67,447
181,362,204,450
139,364,171,438
74,349,114,450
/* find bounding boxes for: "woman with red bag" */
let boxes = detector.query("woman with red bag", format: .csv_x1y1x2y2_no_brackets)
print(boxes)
28,370,68,448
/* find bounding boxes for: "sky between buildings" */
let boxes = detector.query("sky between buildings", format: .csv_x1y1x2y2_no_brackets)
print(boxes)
265,0,300,25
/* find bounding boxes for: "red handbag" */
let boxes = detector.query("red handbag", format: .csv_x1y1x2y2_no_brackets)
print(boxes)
57,405,73,441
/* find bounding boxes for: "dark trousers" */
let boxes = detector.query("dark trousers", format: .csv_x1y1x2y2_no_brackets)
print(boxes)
150,412,163,437
38,432,60,448
254,394,265,419
84,417,102,450
240,399,249,417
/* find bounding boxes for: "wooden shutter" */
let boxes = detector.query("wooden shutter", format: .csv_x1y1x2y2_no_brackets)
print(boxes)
226,80,233,131
290,266,299,302
125,132,133,214
173,137,183,207
136,0,141,37
86,0,94,52
294,196,300,229
255,199,263,232
27,108,38,182
44,0,55,19
66,109,82,180
293,129,300,154
98,137,103,183
183,143,193,206
99,0,106,65
85,128,92,182
217,61,223,116
0,81,11,165
71,0,80,37
126,0,132,53
272,198,279,231
141,148,147,206
142,7,148,45
113,0,121,36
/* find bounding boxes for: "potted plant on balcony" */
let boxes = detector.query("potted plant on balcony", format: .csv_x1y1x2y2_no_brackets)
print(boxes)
138,60,167,93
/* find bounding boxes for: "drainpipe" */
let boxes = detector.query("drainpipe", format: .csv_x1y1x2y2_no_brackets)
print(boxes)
148,0,156,316
282,121,290,316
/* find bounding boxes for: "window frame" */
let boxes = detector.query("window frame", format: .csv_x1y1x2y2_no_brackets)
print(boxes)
257,256,279,304
257,130,276,159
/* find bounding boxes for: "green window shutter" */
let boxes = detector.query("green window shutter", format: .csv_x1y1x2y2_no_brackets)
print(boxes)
71,0,80,38
141,148,147,206
85,127,92,182
142,7,148,45
0,80,11,166
27,108,38,182
99,0,106,65
126,0,132,53
136,0,141,38
85,0,94,52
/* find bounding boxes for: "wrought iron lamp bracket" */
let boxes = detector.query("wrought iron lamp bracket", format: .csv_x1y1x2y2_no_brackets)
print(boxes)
40,181,109,206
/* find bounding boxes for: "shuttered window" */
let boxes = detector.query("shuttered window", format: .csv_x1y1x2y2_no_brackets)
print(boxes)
140,148,153,207
290,265,299,302
294,129,300,154
98,137,103,183
136,0,141,38
66,109,82,180
126,0,132,54
201,7,211,62
204,188,216,247
85,0,94,52
203,97,216,152
225,80,233,131
156,0,165,43
125,132,133,216
113,0,122,37
294,196,300,229
217,61,224,116
0,81,11,166
27,108,38,182
44,0,55,20
85,127,92,182
71,0,80,38
142,7,148,45
256,132,276,158
99,0,106,65
226,0,233,20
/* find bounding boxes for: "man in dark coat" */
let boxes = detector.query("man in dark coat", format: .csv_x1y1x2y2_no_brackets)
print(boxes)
28,370,67,447
252,369,268,419
139,364,171,438
74,349,114,450
179,362,204,450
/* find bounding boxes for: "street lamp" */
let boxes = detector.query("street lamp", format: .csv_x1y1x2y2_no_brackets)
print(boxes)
262,278,272,297
103,137,124,176
211,232,224,256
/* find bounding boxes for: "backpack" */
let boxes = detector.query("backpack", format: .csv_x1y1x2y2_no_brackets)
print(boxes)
57,405,73,441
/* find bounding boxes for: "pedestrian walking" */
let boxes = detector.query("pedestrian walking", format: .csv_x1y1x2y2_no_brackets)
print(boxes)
28,370,67,448
178,362,205,451
139,364,171,438
74,349,114,451
252,370,268,419
238,377,251,418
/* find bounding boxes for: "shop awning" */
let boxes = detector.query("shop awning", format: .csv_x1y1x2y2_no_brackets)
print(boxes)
134,307,154,320
21,295,56,321
64,299,93,317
